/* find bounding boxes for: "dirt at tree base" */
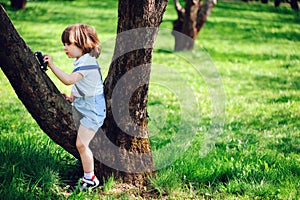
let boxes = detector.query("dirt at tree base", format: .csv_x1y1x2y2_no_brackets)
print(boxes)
62,182,165,199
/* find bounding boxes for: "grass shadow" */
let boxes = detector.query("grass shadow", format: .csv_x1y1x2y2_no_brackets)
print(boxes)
0,133,81,199
269,136,300,154
254,73,300,91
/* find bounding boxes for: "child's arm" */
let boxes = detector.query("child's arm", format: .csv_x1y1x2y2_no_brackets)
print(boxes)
44,54,83,85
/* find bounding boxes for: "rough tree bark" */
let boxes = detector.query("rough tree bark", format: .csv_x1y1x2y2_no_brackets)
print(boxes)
0,0,167,187
0,6,79,158
172,0,216,51
91,0,168,186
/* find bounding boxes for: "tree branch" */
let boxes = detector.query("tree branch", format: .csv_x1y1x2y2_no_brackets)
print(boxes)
0,5,79,159
196,0,216,32
174,0,185,15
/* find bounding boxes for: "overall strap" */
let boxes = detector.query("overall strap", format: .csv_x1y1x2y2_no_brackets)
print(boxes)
74,84,85,99
72,65,99,72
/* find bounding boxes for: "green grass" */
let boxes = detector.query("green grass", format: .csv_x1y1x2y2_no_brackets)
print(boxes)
0,0,300,199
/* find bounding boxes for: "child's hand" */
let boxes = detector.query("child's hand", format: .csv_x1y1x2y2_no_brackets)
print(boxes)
43,54,54,68
69,92,74,103
62,93,73,103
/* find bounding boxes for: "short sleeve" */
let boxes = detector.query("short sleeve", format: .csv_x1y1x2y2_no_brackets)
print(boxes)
76,69,90,77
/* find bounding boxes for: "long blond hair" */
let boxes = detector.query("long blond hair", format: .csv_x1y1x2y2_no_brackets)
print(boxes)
61,24,101,58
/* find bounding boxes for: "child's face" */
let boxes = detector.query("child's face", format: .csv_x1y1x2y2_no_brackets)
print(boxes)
64,43,83,59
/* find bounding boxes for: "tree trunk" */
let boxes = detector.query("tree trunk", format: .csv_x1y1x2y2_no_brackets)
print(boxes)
91,0,168,186
290,0,299,11
274,0,299,10
10,0,26,9
0,0,167,187
172,0,216,51
261,0,268,4
274,0,281,7
0,5,79,159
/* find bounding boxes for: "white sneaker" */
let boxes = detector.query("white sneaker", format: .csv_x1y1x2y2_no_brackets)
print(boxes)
79,175,100,191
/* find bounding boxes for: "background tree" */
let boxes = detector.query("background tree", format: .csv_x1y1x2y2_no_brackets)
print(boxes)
0,0,167,187
10,0,26,9
172,0,216,51
274,0,299,11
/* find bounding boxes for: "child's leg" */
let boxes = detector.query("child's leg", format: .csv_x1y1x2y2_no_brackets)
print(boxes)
76,125,96,173
76,125,100,190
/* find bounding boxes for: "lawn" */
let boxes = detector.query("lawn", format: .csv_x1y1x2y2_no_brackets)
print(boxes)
0,0,299,199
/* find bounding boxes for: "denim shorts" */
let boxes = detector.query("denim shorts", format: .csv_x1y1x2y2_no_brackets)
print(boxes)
73,94,106,132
